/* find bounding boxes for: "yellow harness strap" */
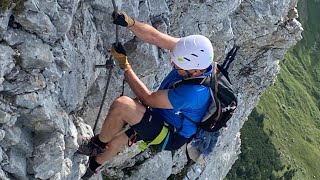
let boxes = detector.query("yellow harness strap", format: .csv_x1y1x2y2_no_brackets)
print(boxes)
139,123,169,151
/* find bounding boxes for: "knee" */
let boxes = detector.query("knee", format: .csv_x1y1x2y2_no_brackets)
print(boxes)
110,96,133,112
109,96,145,125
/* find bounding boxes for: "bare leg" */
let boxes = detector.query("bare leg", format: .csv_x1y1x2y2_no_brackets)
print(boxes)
80,96,147,179
95,132,129,164
98,96,146,143
93,96,146,164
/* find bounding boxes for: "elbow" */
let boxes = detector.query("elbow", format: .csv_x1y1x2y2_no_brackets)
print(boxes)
139,91,153,106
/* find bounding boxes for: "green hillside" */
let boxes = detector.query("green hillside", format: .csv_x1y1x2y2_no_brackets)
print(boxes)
226,0,320,179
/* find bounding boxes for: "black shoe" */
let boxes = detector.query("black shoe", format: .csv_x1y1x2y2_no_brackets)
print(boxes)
81,167,96,180
77,135,107,156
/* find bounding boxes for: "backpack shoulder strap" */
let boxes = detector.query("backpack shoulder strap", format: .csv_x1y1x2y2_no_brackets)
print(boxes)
171,63,219,88
221,46,239,71
218,46,240,83
217,64,231,83
171,76,209,88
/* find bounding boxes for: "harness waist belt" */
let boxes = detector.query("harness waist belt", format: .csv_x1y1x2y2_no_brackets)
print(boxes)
139,122,169,151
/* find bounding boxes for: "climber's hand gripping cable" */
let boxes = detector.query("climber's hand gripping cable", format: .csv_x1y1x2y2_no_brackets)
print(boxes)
112,11,135,27
111,43,131,71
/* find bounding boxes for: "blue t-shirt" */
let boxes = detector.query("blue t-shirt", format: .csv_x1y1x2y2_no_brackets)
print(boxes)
153,66,212,138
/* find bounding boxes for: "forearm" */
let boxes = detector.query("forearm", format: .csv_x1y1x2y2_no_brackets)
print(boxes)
128,20,179,50
123,65,152,103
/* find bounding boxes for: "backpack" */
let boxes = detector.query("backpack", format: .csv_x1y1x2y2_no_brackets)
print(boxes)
172,46,239,159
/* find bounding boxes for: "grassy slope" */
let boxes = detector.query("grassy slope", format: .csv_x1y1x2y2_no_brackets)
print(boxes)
227,0,320,179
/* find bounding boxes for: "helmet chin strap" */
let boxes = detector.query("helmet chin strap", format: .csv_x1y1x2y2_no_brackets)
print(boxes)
184,70,193,78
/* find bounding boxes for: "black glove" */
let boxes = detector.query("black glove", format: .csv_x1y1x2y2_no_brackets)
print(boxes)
112,43,127,56
111,43,129,69
112,11,135,27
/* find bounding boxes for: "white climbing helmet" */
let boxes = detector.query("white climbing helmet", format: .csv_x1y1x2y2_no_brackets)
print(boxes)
170,35,214,70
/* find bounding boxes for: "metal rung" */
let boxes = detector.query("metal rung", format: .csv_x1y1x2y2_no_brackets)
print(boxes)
95,56,116,69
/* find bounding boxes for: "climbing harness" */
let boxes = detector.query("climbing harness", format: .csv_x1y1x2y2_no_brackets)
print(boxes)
126,122,171,151
93,0,121,134
138,122,170,151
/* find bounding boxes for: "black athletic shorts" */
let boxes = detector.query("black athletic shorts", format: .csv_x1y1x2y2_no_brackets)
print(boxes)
125,108,189,150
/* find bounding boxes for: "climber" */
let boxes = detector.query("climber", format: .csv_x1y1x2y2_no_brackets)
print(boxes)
78,11,214,179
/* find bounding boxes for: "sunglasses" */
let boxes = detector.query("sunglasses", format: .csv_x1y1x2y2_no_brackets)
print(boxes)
171,61,184,71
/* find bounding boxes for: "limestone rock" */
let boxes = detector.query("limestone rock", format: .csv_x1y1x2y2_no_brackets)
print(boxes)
172,146,188,175
32,132,70,179
126,151,173,180
29,102,66,133
0,44,16,84
0,167,9,180
288,8,299,19
15,7,57,43
0,102,17,127
67,154,88,180
53,10,73,38
15,92,43,109
0,146,3,163
16,38,54,69
2,28,33,46
2,149,27,180
64,117,79,158
0,130,5,141
57,0,81,13
1,70,46,95
12,127,33,157
0,126,22,150
0,110,12,124
89,0,114,11
0,7,11,35
147,0,169,17
37,0,78,38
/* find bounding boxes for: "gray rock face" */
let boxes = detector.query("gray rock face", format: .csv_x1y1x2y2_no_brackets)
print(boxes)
2,70,46,95
16,10,57,43
0,44,15,84
16,38,54,69
0,0,303,179
32,132,71,179
0,130,5,141
2,149,27,180
0,7,12,35
0,102,18,127
15,92,43,109
13,126,34,157
127,151,173,180
0,109,12,124
2,28,33,46
0,168,9,180
0,126,22,150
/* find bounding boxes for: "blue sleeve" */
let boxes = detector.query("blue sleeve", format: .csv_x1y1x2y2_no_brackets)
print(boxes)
168,85,197,110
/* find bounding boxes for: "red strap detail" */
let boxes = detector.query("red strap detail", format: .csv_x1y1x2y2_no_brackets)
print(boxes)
105,144,110,150
128,133,137,147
